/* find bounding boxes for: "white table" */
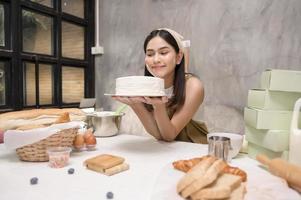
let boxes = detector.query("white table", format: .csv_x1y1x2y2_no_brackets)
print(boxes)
0,134,300,200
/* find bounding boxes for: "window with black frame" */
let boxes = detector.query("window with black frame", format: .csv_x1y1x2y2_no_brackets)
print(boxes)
0,0,94,112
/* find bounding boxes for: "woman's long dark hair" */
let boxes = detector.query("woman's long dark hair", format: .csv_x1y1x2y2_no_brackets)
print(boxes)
143,29,186,114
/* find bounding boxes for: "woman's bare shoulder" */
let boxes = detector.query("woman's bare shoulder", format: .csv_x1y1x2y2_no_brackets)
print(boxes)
185,75,204,93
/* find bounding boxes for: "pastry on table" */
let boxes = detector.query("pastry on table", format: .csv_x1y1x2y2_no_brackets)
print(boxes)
176,156,247,200
173,155,247,182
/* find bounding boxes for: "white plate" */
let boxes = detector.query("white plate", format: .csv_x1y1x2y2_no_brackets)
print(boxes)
86,111,125,117
104,93,166,97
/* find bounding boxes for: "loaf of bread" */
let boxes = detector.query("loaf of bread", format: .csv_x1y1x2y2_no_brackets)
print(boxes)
0,108,86,130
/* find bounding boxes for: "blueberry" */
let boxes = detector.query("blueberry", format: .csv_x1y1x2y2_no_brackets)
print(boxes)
30,177,38,185
68,168,75,174
106,191,114,199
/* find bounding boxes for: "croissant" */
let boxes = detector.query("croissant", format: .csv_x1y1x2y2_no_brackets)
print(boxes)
223,165,247,182
173,156,247,182
172,157,204,173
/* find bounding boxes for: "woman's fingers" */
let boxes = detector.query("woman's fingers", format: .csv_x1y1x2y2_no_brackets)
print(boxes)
143,96,167,105
162,96,168,103
131,96,146,103
112,96,167,105
112,96,132,105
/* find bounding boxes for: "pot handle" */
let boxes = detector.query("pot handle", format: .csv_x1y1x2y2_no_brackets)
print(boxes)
291,98,301,131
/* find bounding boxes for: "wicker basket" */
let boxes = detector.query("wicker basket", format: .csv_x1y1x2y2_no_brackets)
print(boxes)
16,127,78,162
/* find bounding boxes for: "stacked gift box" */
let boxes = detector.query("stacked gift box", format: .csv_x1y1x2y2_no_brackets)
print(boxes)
244,69,301,160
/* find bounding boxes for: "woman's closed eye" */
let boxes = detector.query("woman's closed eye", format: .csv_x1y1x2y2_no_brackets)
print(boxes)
160,50,169,55
146,52,154,57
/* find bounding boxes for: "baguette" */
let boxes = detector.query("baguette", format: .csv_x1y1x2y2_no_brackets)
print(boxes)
54,112,70,124
16,124,46,131
0,108,85,130
0,108,84,120
180,159,227,198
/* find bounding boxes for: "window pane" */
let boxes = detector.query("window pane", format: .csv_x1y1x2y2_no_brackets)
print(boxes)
23,62,36,106
62,21,84,59
39,64,53,105
30,0,53,8
0,62,5,106
22,10,53,55
62,0,84,18
0,4,4,46
62,66,84,103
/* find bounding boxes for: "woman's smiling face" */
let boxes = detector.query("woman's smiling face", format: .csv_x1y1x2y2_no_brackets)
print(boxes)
145,36,182,81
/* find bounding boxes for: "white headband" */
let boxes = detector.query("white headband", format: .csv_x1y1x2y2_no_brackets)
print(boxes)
158,28,191,51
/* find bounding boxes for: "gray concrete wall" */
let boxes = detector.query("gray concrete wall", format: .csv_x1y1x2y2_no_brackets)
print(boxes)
94,0,301,134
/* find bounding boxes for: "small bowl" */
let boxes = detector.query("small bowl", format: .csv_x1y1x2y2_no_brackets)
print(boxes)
89,111,124,137
47,147,72,168
207,132,243,159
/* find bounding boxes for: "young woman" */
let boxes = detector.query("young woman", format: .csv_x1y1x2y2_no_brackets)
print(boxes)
113,28,208,143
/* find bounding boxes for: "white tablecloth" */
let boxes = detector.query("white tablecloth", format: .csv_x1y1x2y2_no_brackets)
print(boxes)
0,134,300,200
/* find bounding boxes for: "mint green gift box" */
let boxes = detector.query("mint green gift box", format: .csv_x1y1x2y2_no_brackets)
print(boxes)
247,89,301,110
261,69,301,93
247,142,287,160
245,125,289,152
244,107,301,130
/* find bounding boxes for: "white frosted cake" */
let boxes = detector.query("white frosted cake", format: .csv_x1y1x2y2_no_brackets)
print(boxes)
115,76,165,96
